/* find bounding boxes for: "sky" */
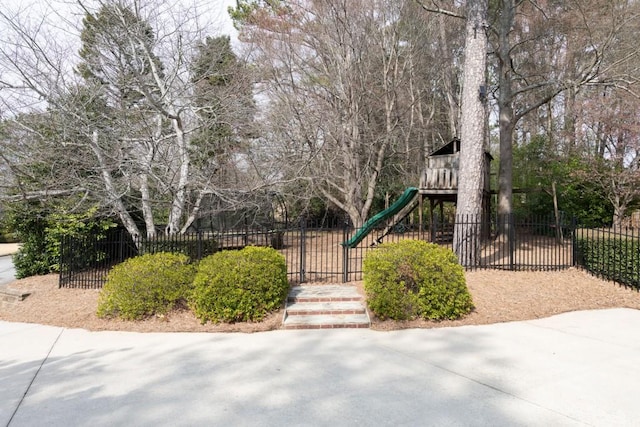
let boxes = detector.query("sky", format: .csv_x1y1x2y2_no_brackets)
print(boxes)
1,0,238,40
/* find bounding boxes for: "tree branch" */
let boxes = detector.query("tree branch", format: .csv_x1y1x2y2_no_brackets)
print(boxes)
415,0,466,20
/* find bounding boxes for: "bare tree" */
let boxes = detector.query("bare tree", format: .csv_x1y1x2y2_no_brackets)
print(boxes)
491,0,640,223
401,1,466,173
232,0,441,227
0,0,256,238
576,89,640,226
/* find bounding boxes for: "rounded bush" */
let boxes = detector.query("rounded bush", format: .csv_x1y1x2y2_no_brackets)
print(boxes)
363,240,473,321
97,252,196,320
190,246,289,323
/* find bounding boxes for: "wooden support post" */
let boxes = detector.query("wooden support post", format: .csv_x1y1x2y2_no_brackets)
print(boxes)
418,194,423,233
430,198,436,242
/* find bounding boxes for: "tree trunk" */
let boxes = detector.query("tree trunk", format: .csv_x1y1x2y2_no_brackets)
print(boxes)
612,194,626,229
141,122,157,239
496,0,515,243
166,116,190,235
139,172,156,238
180,191,206,234
453,0,488,266
564,85,577,155
438,12,459,137
90,131,141,239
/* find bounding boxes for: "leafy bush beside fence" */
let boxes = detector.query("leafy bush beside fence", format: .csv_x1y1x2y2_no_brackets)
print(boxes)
13,210,116,279
96,252,196,320
363,240,474,321
575,233,640,289
189,246,289,323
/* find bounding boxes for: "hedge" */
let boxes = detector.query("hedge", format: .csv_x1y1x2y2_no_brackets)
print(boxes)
575,236,640,289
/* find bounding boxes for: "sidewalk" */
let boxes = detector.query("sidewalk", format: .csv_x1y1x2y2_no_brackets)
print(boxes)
2,308,640,426
0,243,20,257
0,244,18,287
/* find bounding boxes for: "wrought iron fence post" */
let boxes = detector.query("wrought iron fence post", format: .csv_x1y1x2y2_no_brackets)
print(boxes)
118,229,125,262
570,216,577,267
58,234,66,288
342,220,349,283
299,217,306,283
508,213,515,270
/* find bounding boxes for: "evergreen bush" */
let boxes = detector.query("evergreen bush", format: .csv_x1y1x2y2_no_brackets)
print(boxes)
363,240,474,321
11,215,53,279
7,205,115,278
190,246,289,323
97,252,195,320
576,235,640,288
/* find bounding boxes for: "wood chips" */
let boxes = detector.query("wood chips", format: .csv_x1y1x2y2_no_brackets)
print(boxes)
1,268,639,332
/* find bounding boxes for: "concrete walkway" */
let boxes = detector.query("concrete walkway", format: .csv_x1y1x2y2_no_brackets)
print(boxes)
2,308,640,426
0,244,18,287
0,244,20,258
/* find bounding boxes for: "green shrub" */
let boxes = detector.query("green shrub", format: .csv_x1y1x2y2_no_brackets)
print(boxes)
11,215,53,279
97,252,196,320
363,240,473,321
190,246,289,323
8,205,116,278
576,235,640,288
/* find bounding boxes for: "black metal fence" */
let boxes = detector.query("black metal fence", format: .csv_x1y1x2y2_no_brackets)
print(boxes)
58,213,638,290
342,214,575,278
59,228,136,289
574,226,640,289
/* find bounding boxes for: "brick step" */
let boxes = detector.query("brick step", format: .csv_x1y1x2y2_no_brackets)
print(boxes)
0,287,30,307
286,301,366,316
283,284,370,329
287,285,363,303
282,313,370,330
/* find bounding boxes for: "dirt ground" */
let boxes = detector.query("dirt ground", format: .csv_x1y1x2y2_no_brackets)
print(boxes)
1,268,639,332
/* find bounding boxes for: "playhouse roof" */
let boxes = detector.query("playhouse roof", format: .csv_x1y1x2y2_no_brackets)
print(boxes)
429,138,459,156
429,138,493,159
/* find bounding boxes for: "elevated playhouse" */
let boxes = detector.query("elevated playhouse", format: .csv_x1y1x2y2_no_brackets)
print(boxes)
343,138,492,248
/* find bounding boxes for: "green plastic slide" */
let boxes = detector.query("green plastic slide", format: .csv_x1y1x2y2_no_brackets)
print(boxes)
341,187,419,248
